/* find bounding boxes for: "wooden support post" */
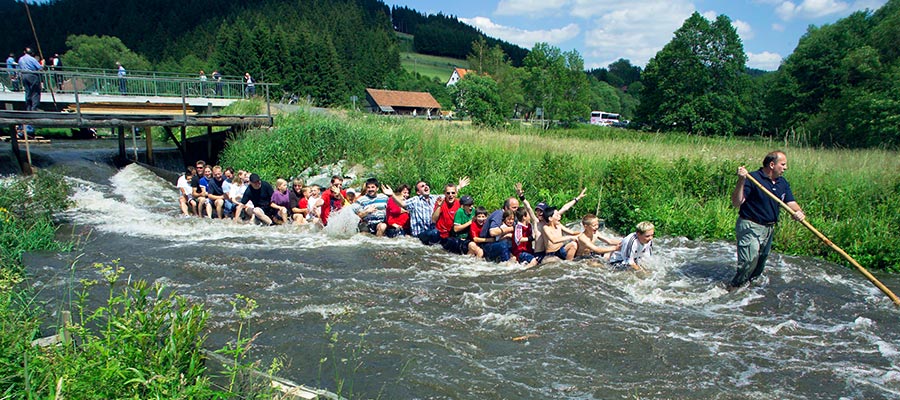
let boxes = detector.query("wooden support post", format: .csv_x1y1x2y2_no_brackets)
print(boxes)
144,126,154,166
117,126,126,161
8,125,33,175
163,127,186,166
207,125,213,162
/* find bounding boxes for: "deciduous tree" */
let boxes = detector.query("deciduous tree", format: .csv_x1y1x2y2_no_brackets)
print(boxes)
637,13,749,135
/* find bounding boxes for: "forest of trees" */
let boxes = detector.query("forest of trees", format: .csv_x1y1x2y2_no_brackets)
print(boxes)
1,0,899,147
390,6,528,66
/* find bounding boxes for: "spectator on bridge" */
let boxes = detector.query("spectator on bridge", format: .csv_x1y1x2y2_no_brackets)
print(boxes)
49,53,62,90
212,70,222,96
244,72,255,98
17,47,42,111
116,61,126,94
199,70,207,95
6,53,18,92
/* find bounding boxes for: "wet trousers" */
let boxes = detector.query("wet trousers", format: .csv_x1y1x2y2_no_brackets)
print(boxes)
732,218,775,287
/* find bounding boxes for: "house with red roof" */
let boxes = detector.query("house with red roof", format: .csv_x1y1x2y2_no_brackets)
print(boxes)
446,68,469,86
365,88,442,117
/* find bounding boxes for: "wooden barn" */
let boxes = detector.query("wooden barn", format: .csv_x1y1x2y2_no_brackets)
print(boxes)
365,88,441,117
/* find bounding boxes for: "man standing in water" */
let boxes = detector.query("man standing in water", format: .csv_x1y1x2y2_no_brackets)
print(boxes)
730,150,805,289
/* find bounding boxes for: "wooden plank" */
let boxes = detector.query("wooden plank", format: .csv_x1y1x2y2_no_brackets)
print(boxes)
2,136,51,144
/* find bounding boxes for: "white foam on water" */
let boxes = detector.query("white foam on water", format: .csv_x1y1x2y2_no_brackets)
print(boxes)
731,363,773,387
460,291,494,310
281,303,356,320
322,207,361,238
473,311,527,329
109,163,174,210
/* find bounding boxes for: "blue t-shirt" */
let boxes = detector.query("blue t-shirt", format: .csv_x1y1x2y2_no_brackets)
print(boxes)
17,54,41,72
207,177,224,196
480,209,505,238
739,169,795,224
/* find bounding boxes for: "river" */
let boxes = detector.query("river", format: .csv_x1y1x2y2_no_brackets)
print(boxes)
16,140,900,399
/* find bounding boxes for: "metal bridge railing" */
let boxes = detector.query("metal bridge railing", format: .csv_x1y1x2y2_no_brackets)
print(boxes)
0,67,269,100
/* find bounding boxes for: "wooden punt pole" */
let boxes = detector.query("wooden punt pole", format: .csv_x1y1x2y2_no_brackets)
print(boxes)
745,174,900,307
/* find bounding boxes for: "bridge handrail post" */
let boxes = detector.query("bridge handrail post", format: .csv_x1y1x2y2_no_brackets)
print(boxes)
265,84,272,124
181,81,188,124
74,79,83,125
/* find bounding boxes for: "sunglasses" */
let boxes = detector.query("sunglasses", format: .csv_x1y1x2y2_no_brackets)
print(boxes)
445,191,456,195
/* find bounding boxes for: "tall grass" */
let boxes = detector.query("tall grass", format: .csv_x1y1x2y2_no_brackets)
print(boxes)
221,111,900,272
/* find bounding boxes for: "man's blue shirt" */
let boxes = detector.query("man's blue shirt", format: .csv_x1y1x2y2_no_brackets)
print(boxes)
739,169,795,224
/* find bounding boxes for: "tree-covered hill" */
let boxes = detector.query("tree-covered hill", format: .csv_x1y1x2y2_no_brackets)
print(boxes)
391,5,529,66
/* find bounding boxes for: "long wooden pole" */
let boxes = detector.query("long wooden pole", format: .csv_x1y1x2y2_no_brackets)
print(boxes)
745,174,900,306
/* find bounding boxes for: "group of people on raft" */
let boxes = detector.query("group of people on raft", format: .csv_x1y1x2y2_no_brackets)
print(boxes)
175,160,655,271
174,150,808,291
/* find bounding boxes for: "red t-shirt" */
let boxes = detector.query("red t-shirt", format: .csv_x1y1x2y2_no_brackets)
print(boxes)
319,189,346,226
469,220,484,240
386,197,409,231
297,198,308,216
435,200,460,239
513,222,533,257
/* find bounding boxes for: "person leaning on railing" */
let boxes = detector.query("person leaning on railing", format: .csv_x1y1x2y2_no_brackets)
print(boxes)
17,47,42,111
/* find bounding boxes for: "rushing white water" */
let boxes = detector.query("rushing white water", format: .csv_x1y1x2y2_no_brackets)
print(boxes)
26,163,900,399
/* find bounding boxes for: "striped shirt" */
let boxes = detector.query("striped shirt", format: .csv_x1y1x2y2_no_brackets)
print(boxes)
609,232,652,266
354,193,389,224
405,195,436,236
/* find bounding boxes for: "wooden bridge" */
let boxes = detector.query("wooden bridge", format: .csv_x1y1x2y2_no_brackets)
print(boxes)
1,67,276,174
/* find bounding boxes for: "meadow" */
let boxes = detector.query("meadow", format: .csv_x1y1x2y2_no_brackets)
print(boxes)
400,52,469,81
220,110,900,272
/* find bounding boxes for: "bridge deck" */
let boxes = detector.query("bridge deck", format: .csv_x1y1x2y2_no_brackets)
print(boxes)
0,109,271,128
0,91,237,109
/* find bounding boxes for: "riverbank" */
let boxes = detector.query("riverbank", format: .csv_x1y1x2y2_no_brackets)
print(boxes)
0,173,274,399
220,110,900,272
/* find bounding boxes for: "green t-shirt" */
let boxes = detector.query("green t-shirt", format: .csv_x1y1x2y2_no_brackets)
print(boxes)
452,207,474,239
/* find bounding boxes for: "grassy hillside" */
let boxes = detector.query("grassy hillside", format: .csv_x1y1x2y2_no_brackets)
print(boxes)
400,52,469,82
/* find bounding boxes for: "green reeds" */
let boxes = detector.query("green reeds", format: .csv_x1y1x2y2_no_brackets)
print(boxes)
221,111,900,271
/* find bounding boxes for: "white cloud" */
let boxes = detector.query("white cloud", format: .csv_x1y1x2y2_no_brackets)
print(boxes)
702,10,719,21
747,51,783,70
775,0,850,20
459,16,581,48
579,0,696,68
733,20,754,39
772,23,786,31
495,0,570,17
850,0,888,11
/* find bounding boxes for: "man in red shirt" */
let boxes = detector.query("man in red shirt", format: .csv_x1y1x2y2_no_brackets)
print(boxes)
316,175,347,227
433,177,470,253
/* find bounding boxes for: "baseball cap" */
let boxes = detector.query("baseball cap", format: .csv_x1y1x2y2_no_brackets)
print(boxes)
248,173,261,183
346,187,357,195
535,202,548,212
459,195,474,205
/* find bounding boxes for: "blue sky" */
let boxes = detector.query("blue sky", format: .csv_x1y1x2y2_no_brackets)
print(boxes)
384,0,887,70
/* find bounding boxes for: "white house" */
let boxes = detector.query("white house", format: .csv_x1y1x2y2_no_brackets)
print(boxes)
446,68,470,86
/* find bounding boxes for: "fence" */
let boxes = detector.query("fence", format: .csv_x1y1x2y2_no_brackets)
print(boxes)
0,67,270,100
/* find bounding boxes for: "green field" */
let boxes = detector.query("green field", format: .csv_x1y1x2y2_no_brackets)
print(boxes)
400,52,469,81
